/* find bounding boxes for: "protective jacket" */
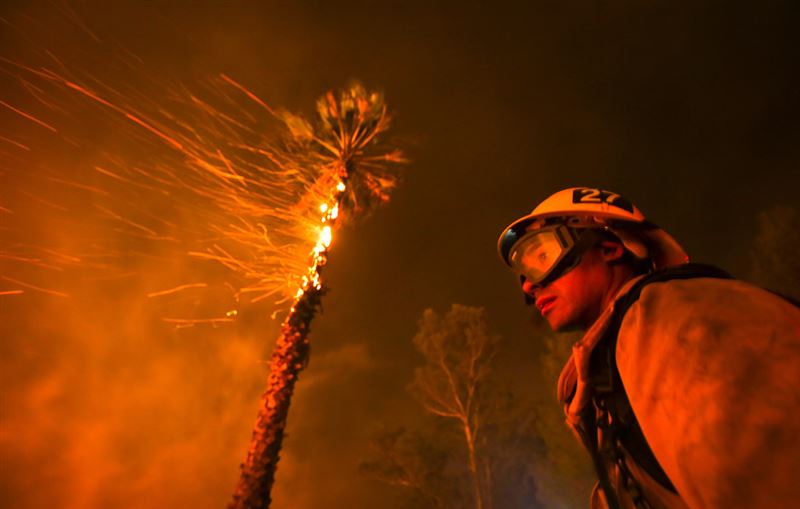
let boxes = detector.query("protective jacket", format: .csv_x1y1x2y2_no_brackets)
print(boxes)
557,266,800,509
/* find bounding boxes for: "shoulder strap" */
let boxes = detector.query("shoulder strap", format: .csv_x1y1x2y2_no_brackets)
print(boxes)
610,264,733,330
593,263,734,492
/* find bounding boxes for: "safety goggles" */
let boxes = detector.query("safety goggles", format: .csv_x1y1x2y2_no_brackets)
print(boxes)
507,225,602,287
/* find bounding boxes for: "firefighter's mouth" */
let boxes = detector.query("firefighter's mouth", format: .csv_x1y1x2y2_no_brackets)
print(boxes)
536,295,557,315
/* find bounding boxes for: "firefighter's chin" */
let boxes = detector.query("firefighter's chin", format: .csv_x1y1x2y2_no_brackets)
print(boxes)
541,301,582,333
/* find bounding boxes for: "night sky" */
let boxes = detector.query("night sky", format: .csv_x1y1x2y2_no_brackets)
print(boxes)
2,2,799,508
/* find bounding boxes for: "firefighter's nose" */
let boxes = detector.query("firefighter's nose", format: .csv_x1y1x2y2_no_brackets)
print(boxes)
520,276,539,299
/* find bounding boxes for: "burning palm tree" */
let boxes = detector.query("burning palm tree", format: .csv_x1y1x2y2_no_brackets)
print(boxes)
228,84,405,508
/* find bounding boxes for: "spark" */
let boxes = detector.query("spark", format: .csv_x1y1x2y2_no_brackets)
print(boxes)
0,135,31,151
37,248,82,264
0,276,69,298
162,317,236,328
17,190,70,212
44,175,110,196
122,112,184,150
0,99,58,132
147,283,209,298
220,74,276,115
0,252,63,271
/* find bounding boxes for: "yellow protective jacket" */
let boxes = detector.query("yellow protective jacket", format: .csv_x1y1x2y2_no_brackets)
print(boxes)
558,273,800,509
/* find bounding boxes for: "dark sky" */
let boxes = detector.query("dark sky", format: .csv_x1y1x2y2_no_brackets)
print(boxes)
2,1,799,508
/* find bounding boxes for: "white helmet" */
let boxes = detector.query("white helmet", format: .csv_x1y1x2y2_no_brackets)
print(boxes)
498,187,688,283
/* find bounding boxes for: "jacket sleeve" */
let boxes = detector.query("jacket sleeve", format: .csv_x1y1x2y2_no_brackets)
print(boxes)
615,278,800,509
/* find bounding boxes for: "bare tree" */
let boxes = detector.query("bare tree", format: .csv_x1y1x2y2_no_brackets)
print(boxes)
410,304,500,509
361,304,550,509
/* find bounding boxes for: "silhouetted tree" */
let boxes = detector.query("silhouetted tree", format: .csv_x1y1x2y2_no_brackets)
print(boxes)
359,425,458,509
410,304,500,509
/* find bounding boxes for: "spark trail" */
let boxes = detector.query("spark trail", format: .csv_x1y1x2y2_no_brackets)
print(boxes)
2,54,397,312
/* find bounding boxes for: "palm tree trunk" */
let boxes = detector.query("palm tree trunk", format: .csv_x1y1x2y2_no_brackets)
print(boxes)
229,286,323,509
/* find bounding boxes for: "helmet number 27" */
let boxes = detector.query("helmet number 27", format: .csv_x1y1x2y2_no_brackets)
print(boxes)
572,188,634,213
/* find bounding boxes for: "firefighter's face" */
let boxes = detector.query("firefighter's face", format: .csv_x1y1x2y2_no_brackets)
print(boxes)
522,241,624,332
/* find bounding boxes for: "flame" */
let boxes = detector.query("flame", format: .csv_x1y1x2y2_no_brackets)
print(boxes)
289,180,346,306
320,227,333,249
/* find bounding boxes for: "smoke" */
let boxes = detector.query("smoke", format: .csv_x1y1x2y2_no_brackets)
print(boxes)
0,239,395,509
0,265,269,508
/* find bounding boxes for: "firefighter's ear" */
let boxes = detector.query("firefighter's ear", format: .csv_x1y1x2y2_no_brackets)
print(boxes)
598,241,625,262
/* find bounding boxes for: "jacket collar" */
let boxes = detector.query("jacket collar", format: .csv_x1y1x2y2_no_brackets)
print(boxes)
557,274,646,406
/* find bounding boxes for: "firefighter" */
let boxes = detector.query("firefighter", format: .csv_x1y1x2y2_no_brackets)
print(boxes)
497,187,800,509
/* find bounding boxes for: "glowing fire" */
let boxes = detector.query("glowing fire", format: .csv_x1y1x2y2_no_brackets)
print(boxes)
293,182,345,301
